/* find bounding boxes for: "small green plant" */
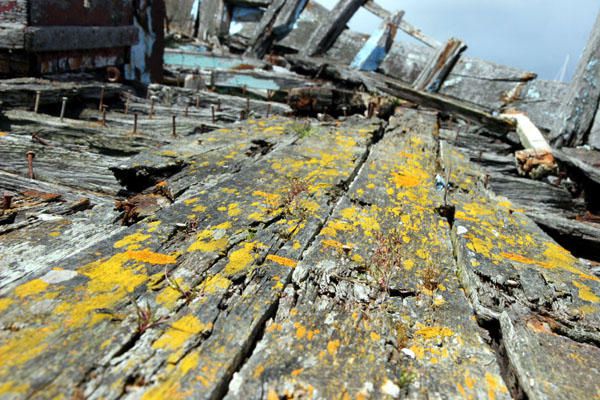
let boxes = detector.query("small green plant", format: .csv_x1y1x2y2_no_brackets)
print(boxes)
270,176,311,219
290,120,314,138
397,367,417,389
421,262,441,292
130,297,169,334
370,229,403,293
164,267,203,304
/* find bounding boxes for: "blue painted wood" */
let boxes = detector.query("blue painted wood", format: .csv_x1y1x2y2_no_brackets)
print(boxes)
164,51,249,69
350,11,404,72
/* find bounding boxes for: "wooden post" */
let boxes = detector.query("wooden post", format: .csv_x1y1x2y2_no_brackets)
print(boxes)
211,105,216,123
413,38,467,93
552,11,600,147
99,85,105,111
302,0,365,57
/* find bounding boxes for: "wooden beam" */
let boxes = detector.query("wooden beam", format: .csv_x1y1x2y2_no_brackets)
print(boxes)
363,0,441,48
244,0,306,59
24,26,138,52
198,0,227,41
413,38,467,92
553,11,600,147
302,0,365,57
350,11,404,71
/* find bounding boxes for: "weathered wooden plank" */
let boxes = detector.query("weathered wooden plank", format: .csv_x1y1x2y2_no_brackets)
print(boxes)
589,107,600,150
227,109,510,399
325,28,368,65
350,11,404,71
239,0,307,57
24,25,139,52
443,141,600,398
0,22,25,49
274,0,329,53
379,40,434,84
553,11,600,147
302,0,365,57
198,0,227,40
164,0,197,36
243,0,287,59
413,38,467,93
362,0,441,48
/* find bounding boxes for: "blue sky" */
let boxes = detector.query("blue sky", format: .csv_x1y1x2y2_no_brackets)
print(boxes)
314,0,599,81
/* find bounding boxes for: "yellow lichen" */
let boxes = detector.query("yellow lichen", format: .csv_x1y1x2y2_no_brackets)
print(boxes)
266,255,297,268
14,279,48,299
223,242,258,276
114,232,151,249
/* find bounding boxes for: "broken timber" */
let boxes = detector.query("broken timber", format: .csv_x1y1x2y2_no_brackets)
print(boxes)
350,11,404,71
413,38,467,93
302,0,365,57
553,10,600,147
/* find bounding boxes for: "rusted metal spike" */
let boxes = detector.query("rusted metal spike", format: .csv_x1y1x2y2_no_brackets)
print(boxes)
34,90,41,113
26,151,35,179
60,97,67,122
172,115,177,137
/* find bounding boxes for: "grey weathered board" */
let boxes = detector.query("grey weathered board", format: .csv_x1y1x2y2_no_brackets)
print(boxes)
1,91,599,399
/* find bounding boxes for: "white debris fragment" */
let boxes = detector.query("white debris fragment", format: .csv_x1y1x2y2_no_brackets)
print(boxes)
381,379,401,397
456,225,468,235
401,348,416,359
41,269,79,284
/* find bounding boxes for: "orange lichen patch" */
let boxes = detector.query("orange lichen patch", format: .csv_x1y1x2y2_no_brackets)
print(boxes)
254,365,265,379
153,315,212,352
14,279,48,298
183,198,199,206
0,381,28,396
266,255,297,268
291,368,304,376
327,339,341,356
223,242,258,276
0,326,50,373
501,252,539,266
188,226,230,254
267,389,279,400
322,239,345,250
0,132,8,137
414,325,454,340
193,205,207,213
391,171,422,187
141,352,199,399
114,232,151,249
485,372,508,400
573,281,600,303
266,322,283,333
202,274,232,294
295,323,307,339
0,298,12,312
227,203,241,217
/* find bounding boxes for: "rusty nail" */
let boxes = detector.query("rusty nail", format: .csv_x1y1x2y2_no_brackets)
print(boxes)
2,192,13,210
240,110,246,120
196,95,200,108
26,151,35,179
210,71,215,91
211,105,216,123
99,85,105,111
60,97,67,122
133,113,138,135
172,115,177,137
246,96,250,113
367,102,375,119
267,103,271,118
34,90,41,113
